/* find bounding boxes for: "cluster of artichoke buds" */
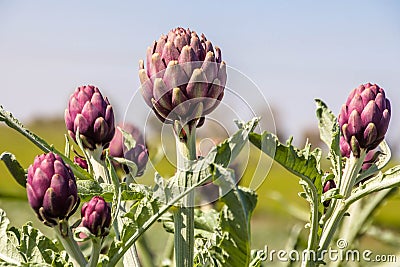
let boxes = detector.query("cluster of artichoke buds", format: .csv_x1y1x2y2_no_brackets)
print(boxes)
65,85,115,151
139,27,226,128
81,196,111,237
27,152,79,227
109,122,149,177
338,83,391,157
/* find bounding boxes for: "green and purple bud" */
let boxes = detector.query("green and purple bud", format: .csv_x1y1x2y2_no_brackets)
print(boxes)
74,156,88,170
109,123,148,176
27,152,79,227
323,180,336,207
65,85,115,150
139,27,226,127
81,196,111,237
338,83,391,157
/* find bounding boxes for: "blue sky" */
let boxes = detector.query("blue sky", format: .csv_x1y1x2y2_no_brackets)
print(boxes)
1,1,399,152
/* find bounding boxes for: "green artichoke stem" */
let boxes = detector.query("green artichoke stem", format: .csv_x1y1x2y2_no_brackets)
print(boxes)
318,150,367,257
87,148,142,267
56,220,87,267
88,237,102,267
174,122,197,267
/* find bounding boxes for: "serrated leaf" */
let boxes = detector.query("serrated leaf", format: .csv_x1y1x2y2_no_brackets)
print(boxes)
315,99,338,148
195,165,257,266
0,210,23,265
0,213,70,266
205,117,259,168
249,132,323,182
76,180,104,201
315,99,342,179
347,166,400,205
0,152,26,188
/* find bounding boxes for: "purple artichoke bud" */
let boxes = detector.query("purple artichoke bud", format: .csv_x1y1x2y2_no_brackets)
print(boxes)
81,196,111,237
338,83,391,157
65,85,115,150
323,180,336,207
109,123,148,177
109,123,145,157
123,144,149,177
139,27,226,127
27,152,79,227
74,156,88,170
361,150,380,171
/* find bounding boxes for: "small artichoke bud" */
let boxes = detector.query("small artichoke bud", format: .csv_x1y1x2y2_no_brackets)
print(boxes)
123,144,149,177
81,196,111,237
338,83,391,157
140,27,226,127
323,180,336,207
65,85,115,150
27,152,79,227
109,123,148,177
73,156,88,170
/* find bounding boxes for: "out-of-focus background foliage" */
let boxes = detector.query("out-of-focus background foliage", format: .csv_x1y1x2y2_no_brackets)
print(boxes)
1,1,400,265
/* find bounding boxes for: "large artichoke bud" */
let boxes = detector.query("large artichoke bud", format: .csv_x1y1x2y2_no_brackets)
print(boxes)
139,27,226,127
109,123,148,177
81,196,111,237
65,85,115,150
27,152,79,227
338,83,391,157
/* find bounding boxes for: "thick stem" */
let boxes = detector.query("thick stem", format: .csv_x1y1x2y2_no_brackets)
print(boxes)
299,176,320,267
88,238,102,267
318,151,366,254
56,221,87,267
87,149,141,267
174,123,196,267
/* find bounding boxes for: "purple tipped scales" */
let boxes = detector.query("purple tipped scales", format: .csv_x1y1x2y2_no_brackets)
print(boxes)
27,152,79,227
338,83,391,157
81,196,111,237
65,85,115,150
139,27,227,127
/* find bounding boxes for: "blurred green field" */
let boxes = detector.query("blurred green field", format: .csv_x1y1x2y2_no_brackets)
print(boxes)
1,118,400,266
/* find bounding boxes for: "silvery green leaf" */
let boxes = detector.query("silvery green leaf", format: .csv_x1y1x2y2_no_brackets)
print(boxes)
118,127,137,151
315,99,342,179
249,132,323,183
0,209,23,265
111,157,138,177
195,165,257,266
347,166,400,205
0,152,26,188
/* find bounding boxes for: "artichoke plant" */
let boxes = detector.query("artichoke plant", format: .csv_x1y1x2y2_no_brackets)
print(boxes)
81,196,111,237
65,85,115,150
139,27,227,127
27,152,79,227
338,83,391,157
109,123,148,176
